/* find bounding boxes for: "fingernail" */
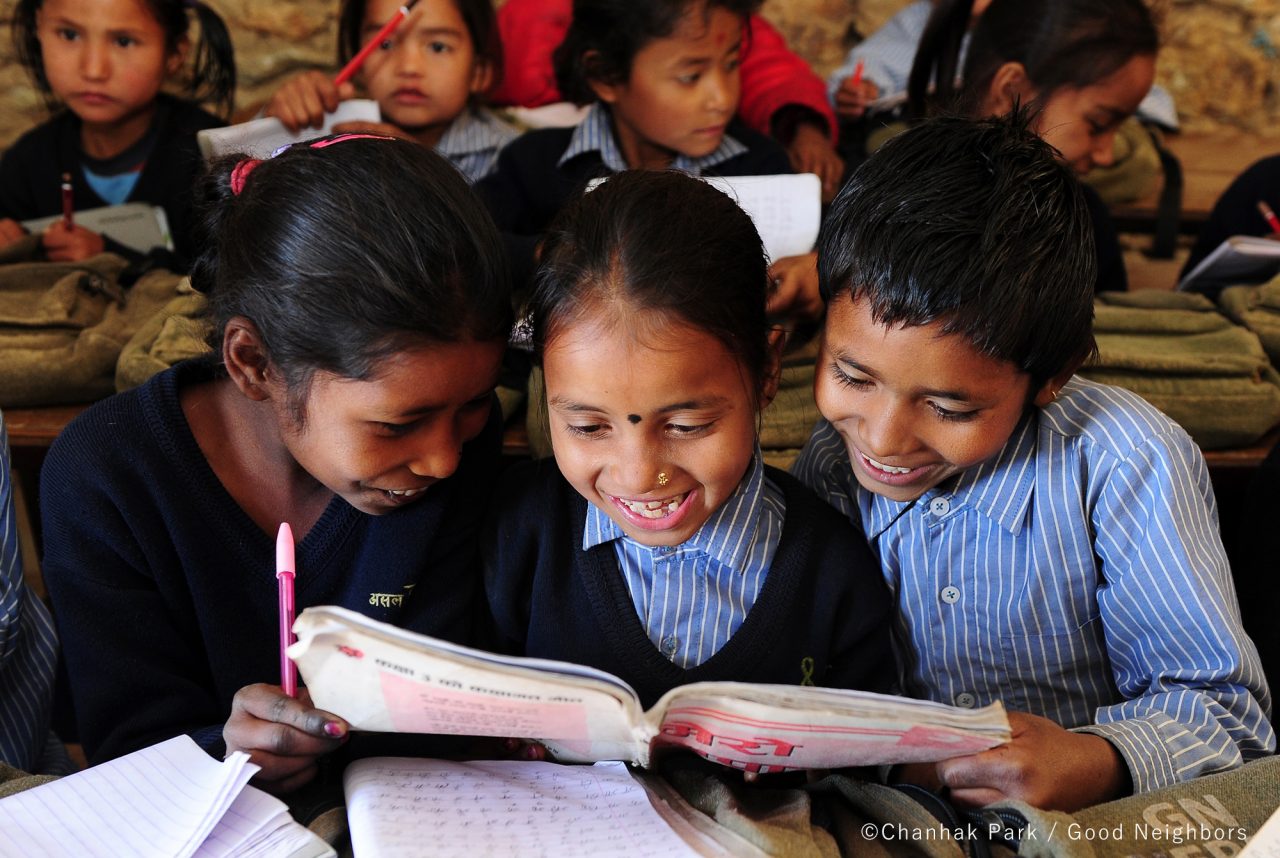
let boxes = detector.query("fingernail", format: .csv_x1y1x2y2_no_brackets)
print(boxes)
323,721,345,738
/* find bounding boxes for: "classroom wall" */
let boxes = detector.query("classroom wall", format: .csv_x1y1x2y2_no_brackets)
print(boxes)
0,0,1276,152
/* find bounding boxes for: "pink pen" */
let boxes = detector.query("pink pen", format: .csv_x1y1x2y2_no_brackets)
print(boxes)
276,522,297,698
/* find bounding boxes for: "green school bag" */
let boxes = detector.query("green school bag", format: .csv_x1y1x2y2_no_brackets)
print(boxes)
1078,290,1280,449
1218,272,1280,368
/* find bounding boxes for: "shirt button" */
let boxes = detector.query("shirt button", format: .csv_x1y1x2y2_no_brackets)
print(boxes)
940,586,961,605
655,546,675,556
661,636,679,654
954,692,976,708
929,497,951,517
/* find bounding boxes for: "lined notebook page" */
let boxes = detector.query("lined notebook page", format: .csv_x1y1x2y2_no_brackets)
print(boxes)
344,758,702,858
0,735,332,858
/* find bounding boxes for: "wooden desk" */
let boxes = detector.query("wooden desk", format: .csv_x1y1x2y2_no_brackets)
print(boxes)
5,404,90,449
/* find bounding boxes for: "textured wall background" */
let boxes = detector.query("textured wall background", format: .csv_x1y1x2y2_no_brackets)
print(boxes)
0,0,1276,151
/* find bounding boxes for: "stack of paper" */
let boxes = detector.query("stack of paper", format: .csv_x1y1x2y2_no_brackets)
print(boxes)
196,100,381,161
0,735,333,858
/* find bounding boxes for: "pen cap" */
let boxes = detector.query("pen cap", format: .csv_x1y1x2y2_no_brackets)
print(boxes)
276,522,295,576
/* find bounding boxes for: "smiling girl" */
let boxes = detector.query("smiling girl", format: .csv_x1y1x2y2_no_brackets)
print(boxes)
1,0,234,266
40,137,511,793
484,170,893,711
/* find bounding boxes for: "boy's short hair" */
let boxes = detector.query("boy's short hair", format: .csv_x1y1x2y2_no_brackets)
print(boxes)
818,111,1096,387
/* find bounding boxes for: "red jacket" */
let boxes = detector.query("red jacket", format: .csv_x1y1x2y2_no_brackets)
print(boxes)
491,0,837,140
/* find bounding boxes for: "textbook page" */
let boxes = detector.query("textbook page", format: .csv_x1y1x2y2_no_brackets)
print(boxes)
702,173,822,262
585,173,821,263
22,202,173,253
290,606,648,764
1177,235,1280,292
196,99,382,160
1241,802,1280,858
291,606,1010,771
0,735,333,858
648,683,1010,774
343,758,705,858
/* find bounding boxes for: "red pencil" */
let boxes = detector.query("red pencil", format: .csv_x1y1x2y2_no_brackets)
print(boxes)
61,172,74,229
1258,200,1280,236
850,59,865,89
333,0,420,86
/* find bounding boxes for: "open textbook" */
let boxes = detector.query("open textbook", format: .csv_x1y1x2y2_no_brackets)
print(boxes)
586,173,822,263
289,606,1010,774
196,99,381,160
1178,235,1280,293
0,735,333,858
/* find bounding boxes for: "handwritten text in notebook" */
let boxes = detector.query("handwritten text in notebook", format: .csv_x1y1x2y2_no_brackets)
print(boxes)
343,758,701,858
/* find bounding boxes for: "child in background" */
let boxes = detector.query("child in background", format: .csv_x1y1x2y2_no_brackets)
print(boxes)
490,0,844,200
41,137,511,794
1181,155,1280,279
909,0,1159,293
485,170,894,709
0,0,235,267
793,113,1274,811
0,411,66,776
828,0,1176,129
265,0,517,184
475,0,792,287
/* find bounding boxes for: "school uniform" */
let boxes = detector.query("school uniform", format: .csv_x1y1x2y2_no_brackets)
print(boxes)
40,357,502,765
0,414,62,774
437,107,520,184
484,454,896,710
792,376,1275,794
474,103,793,286
0,95,223,270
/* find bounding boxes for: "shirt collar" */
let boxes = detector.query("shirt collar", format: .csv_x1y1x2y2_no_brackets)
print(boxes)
436,108,515,157
823,413,1037,539
557,103,747,176
583,448,769,573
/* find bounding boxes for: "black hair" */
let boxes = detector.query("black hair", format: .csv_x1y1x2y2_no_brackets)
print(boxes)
529,169,772,402
190,136,512,417
553,0,760,105
337,0,504,97
818,111,1096,388
12,0,237,118
907,0,1157,119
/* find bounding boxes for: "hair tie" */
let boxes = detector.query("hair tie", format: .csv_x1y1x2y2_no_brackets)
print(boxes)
229,158,262,195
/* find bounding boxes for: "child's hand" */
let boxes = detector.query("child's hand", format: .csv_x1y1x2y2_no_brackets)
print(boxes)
223,683,350,794
834,77,880,121
264,71,357,133
0,218,27,247
787,123,845,203
41,222,104,261
767,252,824,323
933,711,1129,811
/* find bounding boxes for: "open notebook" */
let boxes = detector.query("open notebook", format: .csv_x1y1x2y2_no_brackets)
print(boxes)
0,735,333,858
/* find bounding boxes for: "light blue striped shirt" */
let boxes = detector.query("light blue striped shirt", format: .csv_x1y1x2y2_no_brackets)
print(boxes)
826,0,1179,129
583,451,784,668
792,377,1274,793
0,412,60,773
557,103,748,176
437,107,520,184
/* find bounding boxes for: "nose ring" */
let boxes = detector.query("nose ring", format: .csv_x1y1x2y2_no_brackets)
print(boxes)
657,472,669,487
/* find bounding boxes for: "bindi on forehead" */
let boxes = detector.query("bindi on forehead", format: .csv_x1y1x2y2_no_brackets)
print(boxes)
627,414,642,424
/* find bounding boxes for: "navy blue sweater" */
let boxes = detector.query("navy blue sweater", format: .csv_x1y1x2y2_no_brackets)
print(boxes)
0,95,221,269
484,460,897,710
474,119,793,287
41,358,500,763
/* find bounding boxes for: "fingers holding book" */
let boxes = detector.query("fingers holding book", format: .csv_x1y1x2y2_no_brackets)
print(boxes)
223,682,350,794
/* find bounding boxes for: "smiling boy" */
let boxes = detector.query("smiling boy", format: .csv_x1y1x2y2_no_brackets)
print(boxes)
793,112,1274,812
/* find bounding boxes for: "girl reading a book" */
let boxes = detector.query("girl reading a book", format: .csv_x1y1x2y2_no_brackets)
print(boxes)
0,0,235,268
40,136,511,794
264,0,517,184
484,169,895,711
